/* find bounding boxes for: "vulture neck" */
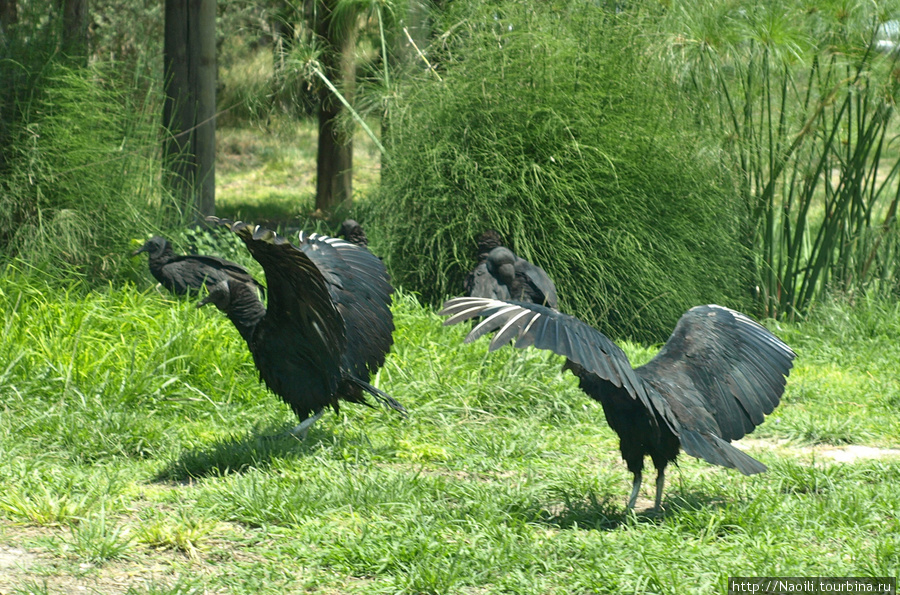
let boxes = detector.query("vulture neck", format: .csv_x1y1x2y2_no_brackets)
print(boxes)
225,284,267,344
148,243,176,275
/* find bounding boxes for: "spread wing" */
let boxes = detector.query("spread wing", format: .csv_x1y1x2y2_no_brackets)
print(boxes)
440,298,795,474
440,297,656,415
208,217,346,394
298,232,394,381
637,305,795,446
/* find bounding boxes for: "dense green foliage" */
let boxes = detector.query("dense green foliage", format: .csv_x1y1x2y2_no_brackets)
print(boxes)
0,274,898,593
0,1,176,283
0,63,171,281
0,0,283,284
366,0,750,342
659,0,900,317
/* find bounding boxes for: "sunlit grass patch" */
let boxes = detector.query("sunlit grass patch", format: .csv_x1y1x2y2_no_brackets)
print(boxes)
1,273,899,592
216,117,383,227
136,508,222,557
0,486,96,527
62,508,134,564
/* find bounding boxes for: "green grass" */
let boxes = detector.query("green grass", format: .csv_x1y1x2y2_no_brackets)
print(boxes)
0,272,899,593
216,116,383,228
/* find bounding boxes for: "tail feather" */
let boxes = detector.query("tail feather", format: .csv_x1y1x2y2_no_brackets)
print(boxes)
680,429,766,475
347,375,407,418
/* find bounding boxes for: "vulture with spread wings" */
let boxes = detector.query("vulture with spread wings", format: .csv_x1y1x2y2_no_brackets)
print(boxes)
199,218,405,437
441,297,794,511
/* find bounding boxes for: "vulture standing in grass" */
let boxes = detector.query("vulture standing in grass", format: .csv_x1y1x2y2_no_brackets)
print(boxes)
441,297,795,511
464,230,559,309
132,235,265,298
338,219,368,248
199,217,405,437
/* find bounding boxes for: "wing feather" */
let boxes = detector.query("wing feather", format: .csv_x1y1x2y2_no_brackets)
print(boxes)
208,217,346,409
637,304,795,443
297,230,394,381
440,297,647,404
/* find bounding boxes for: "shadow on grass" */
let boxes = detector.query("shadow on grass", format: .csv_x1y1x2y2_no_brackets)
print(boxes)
156,423,326,481
512,488,729,531
662,490,730,514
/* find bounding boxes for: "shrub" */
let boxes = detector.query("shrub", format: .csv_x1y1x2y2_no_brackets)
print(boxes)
366,0,750,342
0,59,174,283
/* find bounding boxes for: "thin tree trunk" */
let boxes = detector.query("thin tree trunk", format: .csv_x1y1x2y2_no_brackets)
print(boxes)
60,0,88,62
163,0,216,223
314,2,356,218
193,0,216,219
163,0,192,214
0,0,17,34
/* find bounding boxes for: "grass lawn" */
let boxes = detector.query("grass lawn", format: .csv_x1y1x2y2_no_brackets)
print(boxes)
2,118,899,594
0,271,899,594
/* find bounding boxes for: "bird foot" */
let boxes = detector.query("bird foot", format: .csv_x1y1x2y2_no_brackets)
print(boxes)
287,410,325,440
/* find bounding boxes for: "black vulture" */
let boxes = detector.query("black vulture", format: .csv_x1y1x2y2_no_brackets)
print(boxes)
132,235,265,298
440,297,795,511
198,217,405,437
463,231,558,309
338,219,368,248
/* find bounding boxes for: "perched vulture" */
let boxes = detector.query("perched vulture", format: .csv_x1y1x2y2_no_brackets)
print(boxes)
338,219,368,248
464,230,558,309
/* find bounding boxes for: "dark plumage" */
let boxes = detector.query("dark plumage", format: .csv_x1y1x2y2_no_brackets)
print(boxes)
474,229,503,256
199,217,405,437
464,230,558,309
132,235,265,298
440,297,795,511
338,219,368,248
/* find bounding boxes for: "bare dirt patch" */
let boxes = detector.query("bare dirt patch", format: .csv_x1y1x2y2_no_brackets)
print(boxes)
735,437,900,463
0,543,38,573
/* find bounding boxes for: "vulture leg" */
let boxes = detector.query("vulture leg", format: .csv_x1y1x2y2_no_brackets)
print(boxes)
289,409,325,440
626,471,642,509
653,468,666,512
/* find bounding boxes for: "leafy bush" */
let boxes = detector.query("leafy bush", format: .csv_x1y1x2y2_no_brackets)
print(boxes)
366,0,750,342
0,59,174,283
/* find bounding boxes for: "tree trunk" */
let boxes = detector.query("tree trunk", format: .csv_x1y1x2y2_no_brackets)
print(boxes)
313,1,356,219
193,0,216,219
60,0,88,62
0,0,17,35
163,0,216,223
